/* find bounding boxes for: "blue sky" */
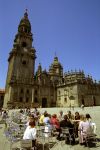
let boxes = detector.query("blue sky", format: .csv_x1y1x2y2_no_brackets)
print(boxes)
0,0,100,88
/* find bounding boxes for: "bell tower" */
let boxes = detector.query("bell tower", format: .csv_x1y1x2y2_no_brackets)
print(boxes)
3,11,36,108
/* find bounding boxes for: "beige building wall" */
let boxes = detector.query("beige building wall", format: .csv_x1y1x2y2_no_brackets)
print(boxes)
57,85,79,107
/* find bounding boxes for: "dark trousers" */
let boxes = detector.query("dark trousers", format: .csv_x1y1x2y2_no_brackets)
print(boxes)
32,139,36,147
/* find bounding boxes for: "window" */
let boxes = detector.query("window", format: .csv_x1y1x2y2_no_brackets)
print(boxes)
26,89,29,94
26,97,29,103
20,89,23,94
35,90,37,95
1,95,4,100
58,90,60,95
19,97,23,102
34,97,38,103
64,97,67,102
64,89,67,95
25,28,28,33
22,42,27,47
22,60,26,65
69,96,75,100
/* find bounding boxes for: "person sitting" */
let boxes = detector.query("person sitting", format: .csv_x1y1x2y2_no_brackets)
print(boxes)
79,113,94,145
60,115,75,144
43,113,50,125
67,111,74,120
2,110,8,121
50,114,61,139
39,111,47,125
26,114,35,127
74,112,80,137
75,112,80,120
58,110,64,121
33,107,39,115
50,114,60,130
23,120,37,148
78,114,86,144
34,111,40,126
43,113,52,137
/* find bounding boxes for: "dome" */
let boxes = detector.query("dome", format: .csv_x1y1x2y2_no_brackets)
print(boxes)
53,56,62,67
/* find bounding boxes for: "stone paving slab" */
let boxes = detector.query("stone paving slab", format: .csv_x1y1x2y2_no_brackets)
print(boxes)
0,106,100,150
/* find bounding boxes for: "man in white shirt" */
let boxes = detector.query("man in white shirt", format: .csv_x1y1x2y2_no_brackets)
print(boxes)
23,121,37,148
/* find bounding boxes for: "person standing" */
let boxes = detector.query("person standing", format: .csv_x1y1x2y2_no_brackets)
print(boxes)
81,104,84,110
23,120,37,147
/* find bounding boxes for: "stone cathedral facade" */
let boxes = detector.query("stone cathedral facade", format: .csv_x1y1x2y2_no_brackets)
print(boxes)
3,12,100,109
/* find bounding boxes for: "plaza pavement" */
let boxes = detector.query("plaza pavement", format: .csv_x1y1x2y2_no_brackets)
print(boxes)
0,106,100,150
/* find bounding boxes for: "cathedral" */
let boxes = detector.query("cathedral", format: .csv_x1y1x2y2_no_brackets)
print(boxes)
3,11,100,109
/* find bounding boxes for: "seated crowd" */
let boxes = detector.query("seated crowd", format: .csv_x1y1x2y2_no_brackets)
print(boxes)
19,108,96,147
1,107,96,149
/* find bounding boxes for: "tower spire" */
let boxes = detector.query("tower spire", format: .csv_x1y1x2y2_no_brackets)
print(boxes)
4,12,36,109
24,9,28,18
55,51,57,57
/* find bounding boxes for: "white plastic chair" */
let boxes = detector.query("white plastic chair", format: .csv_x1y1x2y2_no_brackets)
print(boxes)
20,139,32,150
37,125,58,150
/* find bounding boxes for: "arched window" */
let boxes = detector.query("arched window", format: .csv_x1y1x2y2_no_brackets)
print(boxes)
93,96,96,106
26,89,29,94
34,97,38,103
19,97,23,102
22,60,27,65
64,97,67,102
1,95,4,100
58,90,60,95
69,96,75,100
81,95,84,105
26,97,29,103
25,28,28,33
20,89,23,94
35,90,37,95
22,42,27,47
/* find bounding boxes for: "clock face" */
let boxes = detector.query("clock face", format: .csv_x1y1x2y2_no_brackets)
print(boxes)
24,48,28,52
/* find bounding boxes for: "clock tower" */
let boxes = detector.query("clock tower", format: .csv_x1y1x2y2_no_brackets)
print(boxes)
3,11,36,108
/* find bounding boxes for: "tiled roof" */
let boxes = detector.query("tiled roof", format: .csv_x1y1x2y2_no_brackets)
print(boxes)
0,89,5,94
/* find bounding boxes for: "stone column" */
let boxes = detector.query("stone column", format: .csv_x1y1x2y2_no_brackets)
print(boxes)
31,88,34,107
8,86,12,102
54,86,56,107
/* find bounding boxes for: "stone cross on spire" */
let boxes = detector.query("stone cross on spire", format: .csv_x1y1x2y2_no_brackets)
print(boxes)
24,9,28,18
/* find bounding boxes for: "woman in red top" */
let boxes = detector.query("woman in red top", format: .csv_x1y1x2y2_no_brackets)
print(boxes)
50,114,61,140
51,114,60,129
